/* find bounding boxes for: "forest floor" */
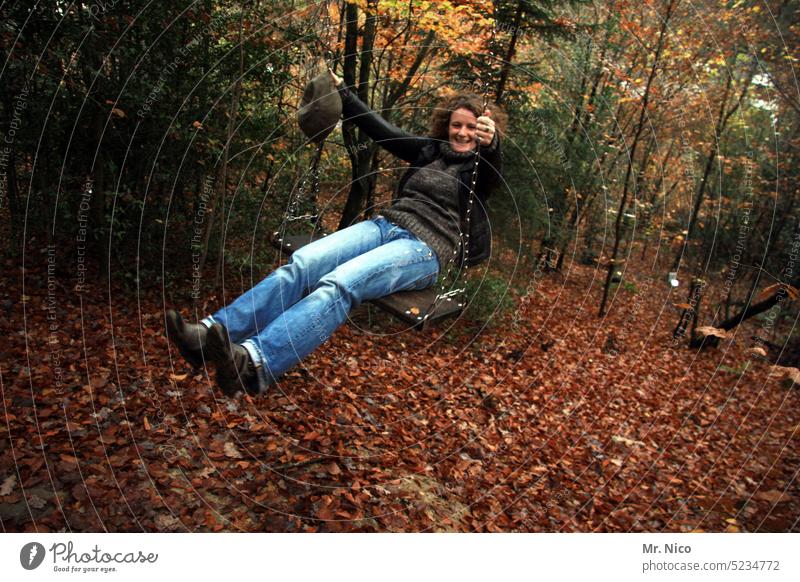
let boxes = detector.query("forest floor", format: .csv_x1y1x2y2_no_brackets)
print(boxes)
1,247,799,532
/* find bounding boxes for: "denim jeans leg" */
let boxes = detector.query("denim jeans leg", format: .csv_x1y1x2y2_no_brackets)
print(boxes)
205,220,385,342
248,236,439,381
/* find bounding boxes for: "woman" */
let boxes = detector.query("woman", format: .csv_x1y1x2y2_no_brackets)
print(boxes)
167,72,505,396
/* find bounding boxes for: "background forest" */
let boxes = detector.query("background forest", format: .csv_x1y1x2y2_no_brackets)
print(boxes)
1,0,798,532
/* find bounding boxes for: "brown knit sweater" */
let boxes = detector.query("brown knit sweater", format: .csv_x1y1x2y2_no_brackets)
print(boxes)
382,139,496,268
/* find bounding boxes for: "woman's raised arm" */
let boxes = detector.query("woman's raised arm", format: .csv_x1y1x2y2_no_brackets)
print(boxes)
329,68,429,163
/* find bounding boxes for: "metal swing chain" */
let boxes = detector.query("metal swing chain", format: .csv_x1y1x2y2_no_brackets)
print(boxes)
426,15,498,316
273,2,334,244
285,159,321,224
272,157,322,249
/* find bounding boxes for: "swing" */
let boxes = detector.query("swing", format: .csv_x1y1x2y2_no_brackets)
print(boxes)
272,230,466,330
269,151,465,330
270,9,496,330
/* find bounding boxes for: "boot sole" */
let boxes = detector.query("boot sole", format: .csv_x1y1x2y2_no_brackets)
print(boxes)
206,324,241,397
206,324,264,397
205,324,231,365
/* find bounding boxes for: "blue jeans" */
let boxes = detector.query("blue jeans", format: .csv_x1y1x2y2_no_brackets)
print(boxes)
203,216,440,391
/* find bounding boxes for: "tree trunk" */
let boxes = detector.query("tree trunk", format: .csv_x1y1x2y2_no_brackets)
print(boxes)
90,106,109,285
496,0,524,104
671,74,732,273
5,143,20,251
201,7,245,277
710,195,798,342
363,146,381,219
598,0,676,316
338,9,436,230
640,138,678,260
554,29,613,270
726,289,792,331
680,278,706,346
338,0,377,230
672,60,755,272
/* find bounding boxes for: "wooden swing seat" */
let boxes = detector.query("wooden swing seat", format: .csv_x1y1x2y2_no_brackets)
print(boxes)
270,232,464,330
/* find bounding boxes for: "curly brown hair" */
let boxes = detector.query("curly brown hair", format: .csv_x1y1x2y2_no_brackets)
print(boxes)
429,93,507,142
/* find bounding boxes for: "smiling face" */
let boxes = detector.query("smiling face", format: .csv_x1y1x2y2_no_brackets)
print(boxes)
448,107,478,153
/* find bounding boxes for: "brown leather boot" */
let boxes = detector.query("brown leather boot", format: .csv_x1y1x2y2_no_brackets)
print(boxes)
206,324,261,396
165,309,209,369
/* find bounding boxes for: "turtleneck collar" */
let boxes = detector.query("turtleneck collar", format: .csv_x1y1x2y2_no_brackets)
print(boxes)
439,141,476,163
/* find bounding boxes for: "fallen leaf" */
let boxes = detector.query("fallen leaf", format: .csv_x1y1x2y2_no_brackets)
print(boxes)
224,442,243,459
769,365,800,384
754,283,782,303
28,495,47,509
0,474,17,496
155,514,182,531
170,372,189,381
754,490,791,504
754,283,799,303
90,373,110,389
696,326,728,339
612,435,645,447
196,466,215,479
317,504,334,520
